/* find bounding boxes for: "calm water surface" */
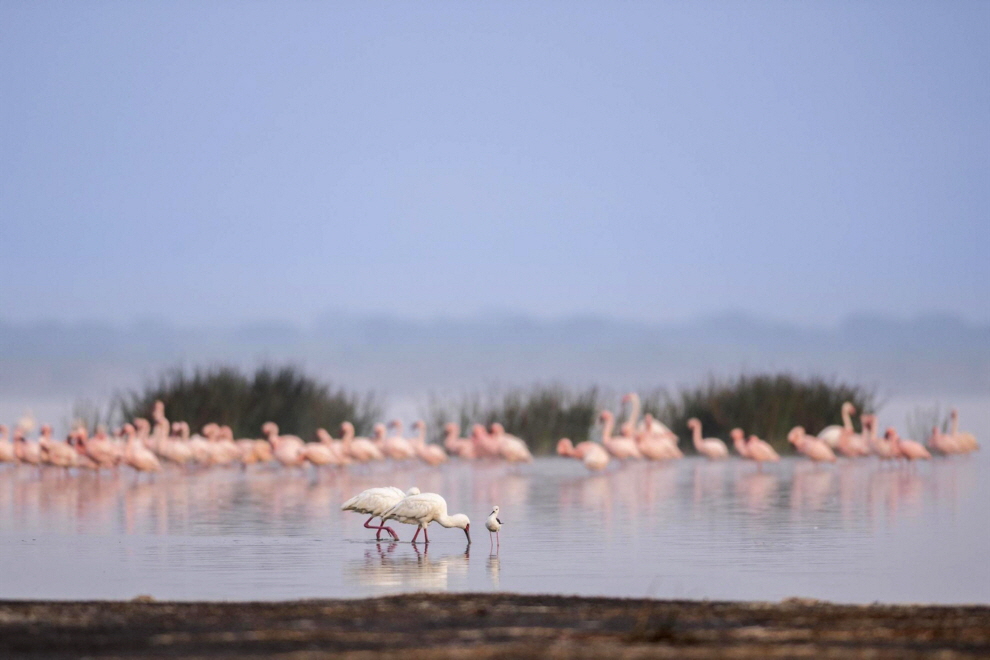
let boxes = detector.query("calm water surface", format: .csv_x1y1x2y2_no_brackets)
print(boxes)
1,439,987,604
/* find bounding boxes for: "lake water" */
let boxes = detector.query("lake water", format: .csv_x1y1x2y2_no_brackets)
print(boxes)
1,427,987,604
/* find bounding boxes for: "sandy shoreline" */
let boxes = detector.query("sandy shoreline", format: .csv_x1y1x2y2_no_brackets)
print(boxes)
2,593,988,658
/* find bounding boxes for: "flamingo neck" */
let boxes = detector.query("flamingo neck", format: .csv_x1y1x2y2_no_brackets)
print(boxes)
601,417,614,442
950,415,958,435
842,406,852,431
625,395,641,428
691,424,702,447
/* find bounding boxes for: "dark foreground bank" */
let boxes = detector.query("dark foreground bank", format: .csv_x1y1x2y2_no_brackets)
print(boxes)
2,593,988,659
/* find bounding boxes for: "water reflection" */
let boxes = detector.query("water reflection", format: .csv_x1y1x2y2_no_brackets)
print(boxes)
348,541,471,593
0,453,986,603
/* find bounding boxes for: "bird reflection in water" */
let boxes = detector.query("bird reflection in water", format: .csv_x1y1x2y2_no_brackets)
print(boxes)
347,541,471,593
487,552,500,590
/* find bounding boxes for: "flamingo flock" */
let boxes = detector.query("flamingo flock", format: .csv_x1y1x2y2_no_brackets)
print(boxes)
0,396,979,477
0,401,534,475
555,393,978,471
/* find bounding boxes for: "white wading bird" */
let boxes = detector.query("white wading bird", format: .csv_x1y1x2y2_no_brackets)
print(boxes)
486,505,503,549
381,492,471,544
341,486,420,540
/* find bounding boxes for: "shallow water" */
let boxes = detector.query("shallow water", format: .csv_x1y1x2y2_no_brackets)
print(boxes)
0,440,987,604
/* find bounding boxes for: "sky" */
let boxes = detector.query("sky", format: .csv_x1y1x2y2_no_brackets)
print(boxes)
1,2,987,328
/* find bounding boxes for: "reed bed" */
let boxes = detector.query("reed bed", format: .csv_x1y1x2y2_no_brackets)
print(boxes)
113,365,382,439
99,368,873,454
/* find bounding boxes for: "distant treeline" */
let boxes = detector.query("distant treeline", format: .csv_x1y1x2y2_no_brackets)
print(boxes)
96,367,874,454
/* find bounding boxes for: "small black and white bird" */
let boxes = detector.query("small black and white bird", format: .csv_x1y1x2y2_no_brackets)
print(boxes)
486,505,503,548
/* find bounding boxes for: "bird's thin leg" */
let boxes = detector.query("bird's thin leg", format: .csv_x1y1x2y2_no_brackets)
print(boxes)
364,516,385,540
423,526,429,544
489,531,493,548
497,530,500,547
411,528,421,544
381,518,399,540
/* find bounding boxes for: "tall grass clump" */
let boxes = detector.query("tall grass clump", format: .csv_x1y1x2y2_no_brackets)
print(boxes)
639,374,876,453
115,365,381,439
426,385,602,455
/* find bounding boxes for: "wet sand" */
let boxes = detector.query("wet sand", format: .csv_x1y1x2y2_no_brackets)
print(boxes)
1,593,988,658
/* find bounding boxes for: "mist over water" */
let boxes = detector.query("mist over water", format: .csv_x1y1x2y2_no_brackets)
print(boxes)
1,398,986,604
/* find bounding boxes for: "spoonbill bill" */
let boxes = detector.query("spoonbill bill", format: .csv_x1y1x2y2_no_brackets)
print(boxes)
381,492,471,544
341,486,421,540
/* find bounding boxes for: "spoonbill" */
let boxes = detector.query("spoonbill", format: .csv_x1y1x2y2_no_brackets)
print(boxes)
486,505,503,549
381,492,471,544
341,486,421,540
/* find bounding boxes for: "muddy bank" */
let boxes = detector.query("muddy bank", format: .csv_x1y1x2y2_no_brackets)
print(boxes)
1,593,988,658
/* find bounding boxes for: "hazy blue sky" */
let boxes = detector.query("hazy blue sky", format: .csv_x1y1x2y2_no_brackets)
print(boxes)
1,2,987,327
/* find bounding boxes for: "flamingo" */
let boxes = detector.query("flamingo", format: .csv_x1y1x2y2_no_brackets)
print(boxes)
887,428,931,461
929,425,962,455
745,434,780,465
865,417,899,459
315,428,349,464
686,418,729,460
731,428,749,458
442,423,476,460
123,423,162,473
640,413,683,459
78,427,120,469
39,425,78,470
817,402,855,449
410,421,448,466
486,505,503,549
0,425,16,464
835,414,869,458
13,427,42,467
950,409,979,452
341,421,384,462
623,393,675,437
381,492,471,544
383,420,417,461
557,437,609,471
787,426,836,462
490,423,533,463
187,425,213,465
470,424,502,459
341,486,421,540
599,411,641,459
304,438,339,467
263,422,307,468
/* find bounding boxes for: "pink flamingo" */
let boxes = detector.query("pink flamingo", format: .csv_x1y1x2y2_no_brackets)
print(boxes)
556,437,609,471
950,409,979,452
304,433,341,467
929,424,961,455
77,427,120,469
640,413,683,459
866,417,899,459
123,423,162,473
731,428,750,458
623,393,675,438
835,414,870,457
263,422,308,468
745,434,780,466
0,425,15,464
39,425,78,470
13,427,42,467
599,411,641,459
886,428,931,461
341,421,384,462
817,402,856,449
383,421,417,461
686,418,728,460
410,420,448,466
316,428,349,464
490,423,533,463
471,424,502,459
787,426,836,462
442,423,476,459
